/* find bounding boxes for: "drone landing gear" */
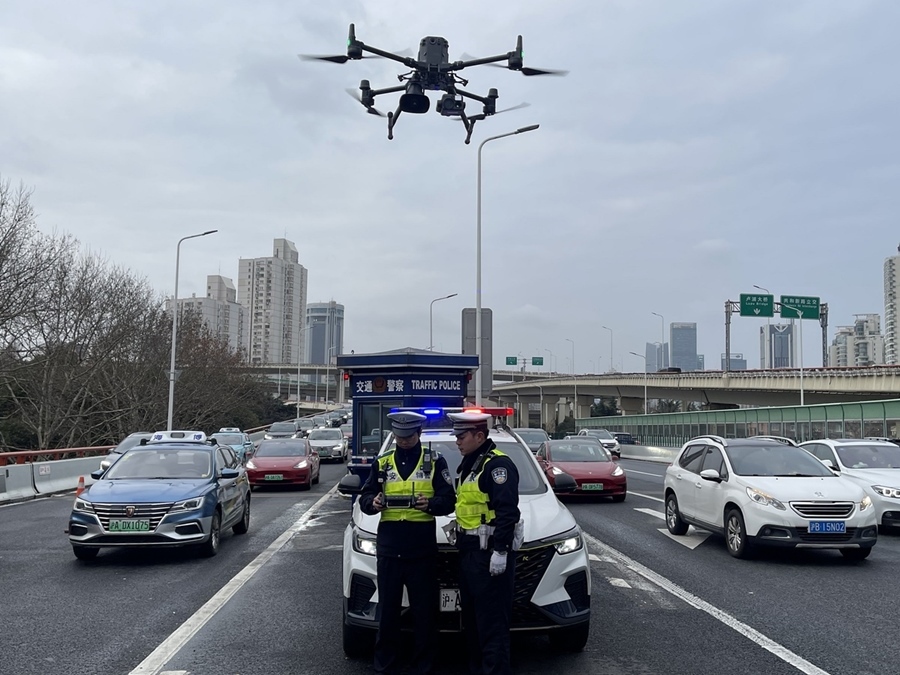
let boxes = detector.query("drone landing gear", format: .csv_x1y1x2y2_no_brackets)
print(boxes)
387,108,402,140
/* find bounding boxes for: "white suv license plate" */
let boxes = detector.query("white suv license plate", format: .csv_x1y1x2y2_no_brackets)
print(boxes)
808,521,846,534
440,589,460,612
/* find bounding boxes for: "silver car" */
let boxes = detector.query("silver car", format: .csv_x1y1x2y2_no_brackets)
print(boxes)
307,428,347,462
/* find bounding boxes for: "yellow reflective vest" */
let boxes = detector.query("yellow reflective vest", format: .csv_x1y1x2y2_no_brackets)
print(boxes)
455,449,507,530
377,448,435,522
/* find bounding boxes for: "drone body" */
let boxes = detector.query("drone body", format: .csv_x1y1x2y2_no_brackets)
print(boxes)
300,24,565,143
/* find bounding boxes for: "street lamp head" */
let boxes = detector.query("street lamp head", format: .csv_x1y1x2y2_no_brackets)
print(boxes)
201,230,218,236
516,124,540,134
753,284,770,293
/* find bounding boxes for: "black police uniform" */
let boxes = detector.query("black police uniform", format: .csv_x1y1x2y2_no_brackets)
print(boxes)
455,437,520,675
359,441,456,675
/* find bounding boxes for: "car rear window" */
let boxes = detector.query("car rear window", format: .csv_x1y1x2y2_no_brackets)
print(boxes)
836,443,900,469
269,423,296,432
309,429,343,440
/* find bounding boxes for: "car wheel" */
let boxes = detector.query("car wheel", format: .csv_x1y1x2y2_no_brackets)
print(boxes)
72,545,99,561
548,621,590,652
342,616,375,659
312,469,320,485
840,547,872,561
232,499,250,535
665,494,689,535
725,508,753,559
611,493,626,503
199,510,221,557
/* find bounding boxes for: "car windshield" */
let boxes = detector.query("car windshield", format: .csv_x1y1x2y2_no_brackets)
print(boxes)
725,444,834,477
309,429,343,440
549,441,612,463
836,444,900,469
104,447,212,479
297,420,314,428
269,423,296,433
585,429,614,440
515,430,550,443
254,440,307,457
215,433,244,446
313,416,327,425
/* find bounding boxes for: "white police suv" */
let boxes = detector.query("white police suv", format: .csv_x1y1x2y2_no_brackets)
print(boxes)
338,408,591,657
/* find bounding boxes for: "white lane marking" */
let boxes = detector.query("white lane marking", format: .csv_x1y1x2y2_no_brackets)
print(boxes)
607,577,631,588
625,469,665,478
589,553,617,563
629,491,664,503
583,532,832,675
160,671,189,675
658,527,711,550
635,507,665,521
129,485,339,675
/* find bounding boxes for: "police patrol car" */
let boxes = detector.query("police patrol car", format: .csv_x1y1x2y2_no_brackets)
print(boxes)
338,408,591,656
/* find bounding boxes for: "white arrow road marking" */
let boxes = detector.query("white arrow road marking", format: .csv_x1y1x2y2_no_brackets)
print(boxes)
607,577,631,588
635,507,665,520
658,527,712,549
629,491,664,503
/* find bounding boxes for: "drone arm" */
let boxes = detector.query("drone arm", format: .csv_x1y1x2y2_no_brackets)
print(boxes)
357,42,419,68
448,53,511,72
454,87,489,105
369,84,407,97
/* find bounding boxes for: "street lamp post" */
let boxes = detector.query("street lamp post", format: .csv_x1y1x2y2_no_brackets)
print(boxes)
475,124,540,404
651,312,665,370
753,284,772,369
295,325,311,418
629,351,648,414
324,345,337,410
544,348,554,374
429,293,458,350
602,326,613,372
167,229,217,431
781,302,805,405
566,338,576,420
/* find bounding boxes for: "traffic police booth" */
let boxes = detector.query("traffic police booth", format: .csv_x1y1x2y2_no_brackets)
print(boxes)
336,348,478,479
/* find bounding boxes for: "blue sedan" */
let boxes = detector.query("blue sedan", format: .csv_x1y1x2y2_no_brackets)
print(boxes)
68,435,251,561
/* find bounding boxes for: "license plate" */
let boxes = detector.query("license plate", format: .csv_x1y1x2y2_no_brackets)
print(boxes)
108,519,150,532
808,521,846,534
440,588,460,612
264,474,284,481
582,483,604,491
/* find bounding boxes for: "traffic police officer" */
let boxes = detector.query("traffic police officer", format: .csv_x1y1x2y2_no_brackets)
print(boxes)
358,411,456,675
449,411,520,675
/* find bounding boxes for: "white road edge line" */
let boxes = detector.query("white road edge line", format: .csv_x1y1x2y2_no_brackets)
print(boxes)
629,491,664,503
582,532,831,675
625,469,665,478
129,485,339,675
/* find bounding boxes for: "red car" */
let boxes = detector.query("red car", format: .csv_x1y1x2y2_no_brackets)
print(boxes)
246,438,320,490
536,439,627,501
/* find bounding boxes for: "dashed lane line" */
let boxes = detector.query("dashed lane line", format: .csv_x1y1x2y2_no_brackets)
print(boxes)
625,469,665,479
129,485,340,675
634,507,665,520
628,490,664,503
583,532,832,675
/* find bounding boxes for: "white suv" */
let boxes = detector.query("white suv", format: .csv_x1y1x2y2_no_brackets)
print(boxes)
338,418,591,657
800,438,900,533
664,435,877,560
577,428,620,456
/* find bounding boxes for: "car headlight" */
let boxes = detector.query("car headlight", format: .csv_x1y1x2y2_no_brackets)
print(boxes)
245,460,257,469
612,465,625,477
354,532,377,556
859,495,873,511
263,434,273,440
550,466,564,475
73,497,94,513
872,485,900,499
293,460,308,469
333,445,344,451
553,532,584,554
170,496,205,512
746,487,786,510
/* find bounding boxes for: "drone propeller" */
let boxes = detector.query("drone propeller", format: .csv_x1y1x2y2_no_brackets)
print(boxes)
344,88,386,117
481,62,568,76
495,101,530,114
298,54,380,64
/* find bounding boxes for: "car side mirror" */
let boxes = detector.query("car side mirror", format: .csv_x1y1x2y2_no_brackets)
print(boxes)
699,468,722,483
90,469,105,480
553,472,577,493
220,468,240,479
822,459,837,470
338,474,362,495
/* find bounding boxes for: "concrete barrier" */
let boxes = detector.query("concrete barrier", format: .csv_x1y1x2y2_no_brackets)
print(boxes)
32,456,103,496
620,444,678,464
1,464,37,503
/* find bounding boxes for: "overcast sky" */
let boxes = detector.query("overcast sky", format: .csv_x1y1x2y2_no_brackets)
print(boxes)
3,0,899,373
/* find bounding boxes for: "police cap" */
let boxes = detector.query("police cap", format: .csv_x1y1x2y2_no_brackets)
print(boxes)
447,411,493,437
387,411,427,438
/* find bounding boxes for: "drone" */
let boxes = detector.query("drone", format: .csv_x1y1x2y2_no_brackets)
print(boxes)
300,24,566,144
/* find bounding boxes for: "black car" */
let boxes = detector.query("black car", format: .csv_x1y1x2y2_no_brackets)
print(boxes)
613,432,636,445
512,428,551,453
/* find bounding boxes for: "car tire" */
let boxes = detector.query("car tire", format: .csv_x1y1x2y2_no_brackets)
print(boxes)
199,510,221,557
72,545,99,561
548,621,590,652
342,616,375,659
840,547,872,561
665,494,689,535
724,508,753,559
312,470,320,485
611,493,626,503
232,499,250,535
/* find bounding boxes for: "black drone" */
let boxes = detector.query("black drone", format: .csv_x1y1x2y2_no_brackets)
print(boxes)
300,24,566,144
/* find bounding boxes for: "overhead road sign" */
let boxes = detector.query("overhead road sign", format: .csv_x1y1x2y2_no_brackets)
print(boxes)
739,294,774,318
531,357,543,366
505,356,517,366
780,295,820,320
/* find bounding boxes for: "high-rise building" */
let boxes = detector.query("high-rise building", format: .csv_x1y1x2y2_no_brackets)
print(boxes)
829,314,884,367
237,238,308,366
167,275,250,359
670,323,699,371
760,324,795,368
306,301,344,365
721,353,747,370
884,246,900,364
644,342,669,372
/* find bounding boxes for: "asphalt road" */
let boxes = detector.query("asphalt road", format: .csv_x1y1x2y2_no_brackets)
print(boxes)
1,458,898,675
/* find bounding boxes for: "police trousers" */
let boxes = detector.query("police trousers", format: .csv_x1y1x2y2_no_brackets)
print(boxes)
374,554,438,675
459,548,517,675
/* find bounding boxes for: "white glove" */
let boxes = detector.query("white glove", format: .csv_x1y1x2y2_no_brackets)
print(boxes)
489,550,508,576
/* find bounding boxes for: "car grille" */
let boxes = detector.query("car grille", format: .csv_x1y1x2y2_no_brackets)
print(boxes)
92,502,174,531
792,527,858,543
564,570,590,612
348,574,376,613
789,501,855,519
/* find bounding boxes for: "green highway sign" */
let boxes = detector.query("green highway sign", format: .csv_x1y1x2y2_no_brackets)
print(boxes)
505,356,517,366
779,295,820,320
739,293,774,318
531,356,544,366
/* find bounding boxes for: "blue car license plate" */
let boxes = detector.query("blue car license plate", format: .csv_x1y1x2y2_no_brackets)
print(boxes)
808,521,846,534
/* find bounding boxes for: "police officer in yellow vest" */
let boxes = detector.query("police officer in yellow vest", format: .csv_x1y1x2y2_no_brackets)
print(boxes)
449,411,520,675
358,411,456,675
